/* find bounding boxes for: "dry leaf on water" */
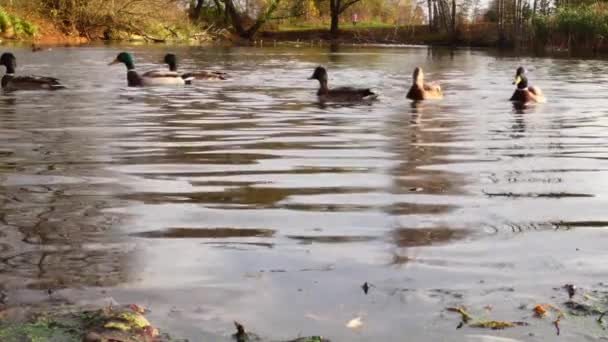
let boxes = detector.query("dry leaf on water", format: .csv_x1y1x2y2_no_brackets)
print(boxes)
346,317,363,329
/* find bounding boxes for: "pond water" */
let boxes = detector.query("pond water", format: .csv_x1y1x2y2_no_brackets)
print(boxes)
1,44,608,341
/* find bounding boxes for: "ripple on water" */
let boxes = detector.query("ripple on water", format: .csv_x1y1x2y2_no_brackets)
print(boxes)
1,46,608,341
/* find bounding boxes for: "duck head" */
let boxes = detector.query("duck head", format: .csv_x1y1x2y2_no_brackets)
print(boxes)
109,52,135,70
412,66,424,86
309,66,328,83
164,54,178,72
0,53,16,74
513,67,528,89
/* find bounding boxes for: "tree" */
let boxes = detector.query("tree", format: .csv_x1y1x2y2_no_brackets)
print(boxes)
223,0,283,39
329,0,362,37
428,0,433,31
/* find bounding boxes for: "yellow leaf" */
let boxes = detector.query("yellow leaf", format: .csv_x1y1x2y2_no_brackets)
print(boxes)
117,312,151,329
104,321,131,331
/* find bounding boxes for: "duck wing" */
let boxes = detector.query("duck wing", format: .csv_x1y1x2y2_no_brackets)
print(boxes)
423,82,441,92
330,87,376,99
142,70,182,78
6,75,64,90
189,70,229,80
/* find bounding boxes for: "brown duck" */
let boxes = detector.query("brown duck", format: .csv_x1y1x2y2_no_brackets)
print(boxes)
406,67,442,100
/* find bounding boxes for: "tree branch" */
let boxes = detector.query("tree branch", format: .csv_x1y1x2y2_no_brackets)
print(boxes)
338,0,361,13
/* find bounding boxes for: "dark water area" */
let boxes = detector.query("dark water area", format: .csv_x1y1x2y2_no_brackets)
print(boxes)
1,44,608,341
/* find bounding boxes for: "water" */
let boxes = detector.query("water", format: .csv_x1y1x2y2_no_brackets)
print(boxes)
2,44,608,341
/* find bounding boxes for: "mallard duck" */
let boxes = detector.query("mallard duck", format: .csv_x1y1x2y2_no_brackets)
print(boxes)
0,53,64,91
510,67,545,103
406,67,442,100
109,52,193,87
308,66,376,102
164,54,228,81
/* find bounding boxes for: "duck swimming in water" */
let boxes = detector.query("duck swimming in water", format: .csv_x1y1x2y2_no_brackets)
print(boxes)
164,54,228,81
510,67,545,103
308,66,376,102
109,52,193,87
0,52,64,91
406,67,442,101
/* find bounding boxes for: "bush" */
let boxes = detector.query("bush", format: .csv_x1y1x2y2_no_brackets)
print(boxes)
0,7,37,37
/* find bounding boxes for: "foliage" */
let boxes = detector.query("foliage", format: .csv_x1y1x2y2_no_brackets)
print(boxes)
530,3,608,49
0,7,38,37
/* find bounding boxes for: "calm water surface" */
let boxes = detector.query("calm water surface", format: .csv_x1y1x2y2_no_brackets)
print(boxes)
2,44,608,341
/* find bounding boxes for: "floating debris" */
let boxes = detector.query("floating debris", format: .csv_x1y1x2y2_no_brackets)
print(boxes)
448,307,528,330
362,282,370,295
446,307,473,323
564,284,576,299
533,304,548,317
553,314,563,336
346,317,363,329
469,320,528,330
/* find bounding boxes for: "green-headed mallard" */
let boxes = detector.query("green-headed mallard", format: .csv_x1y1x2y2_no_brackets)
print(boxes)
164,54,228,81
109,52,193,87
0,52,64,91
510,67,545,103
406,67,442,101
308,66,376,102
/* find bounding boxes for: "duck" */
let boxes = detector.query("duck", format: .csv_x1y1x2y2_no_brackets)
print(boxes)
164,54,228,81
0,52,64,91
308,66,376,102
406,67,442,100
109,52,193,87
31,44,51,53
510,67,545,103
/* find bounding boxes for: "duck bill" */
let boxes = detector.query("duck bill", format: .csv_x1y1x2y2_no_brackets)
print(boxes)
108,59,120,66
513,75,522,85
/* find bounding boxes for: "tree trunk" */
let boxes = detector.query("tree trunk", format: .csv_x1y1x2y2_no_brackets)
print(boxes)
330,13,339,36
192,0,205,19
330,0,340,37
428,0,433,32
451,0,456,41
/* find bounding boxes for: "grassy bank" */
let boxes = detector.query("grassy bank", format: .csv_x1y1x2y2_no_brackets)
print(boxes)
260,23,498,47
0,1,217,44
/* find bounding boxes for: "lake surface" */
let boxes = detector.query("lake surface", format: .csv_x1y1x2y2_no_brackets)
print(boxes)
1,44,608,341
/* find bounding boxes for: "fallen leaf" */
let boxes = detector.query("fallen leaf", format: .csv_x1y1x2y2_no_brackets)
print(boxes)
470,320,527,330
346,317,363,329
534,304,548,317
447,307,473,323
